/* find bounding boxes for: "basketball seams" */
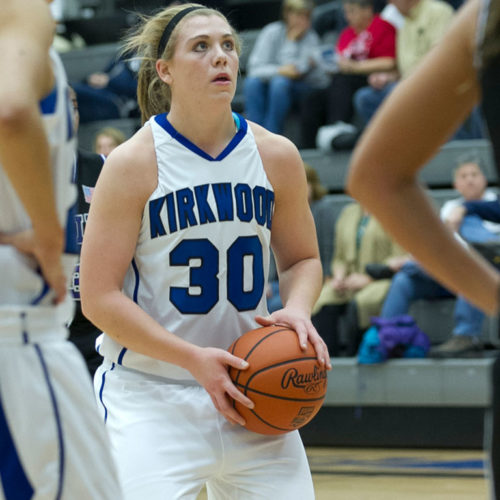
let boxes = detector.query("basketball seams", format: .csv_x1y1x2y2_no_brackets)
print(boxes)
233,384,326,402
242,408,297,433
241,327,292,361
230,326,291,388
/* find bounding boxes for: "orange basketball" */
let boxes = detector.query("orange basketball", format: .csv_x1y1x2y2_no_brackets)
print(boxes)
228,325,328,435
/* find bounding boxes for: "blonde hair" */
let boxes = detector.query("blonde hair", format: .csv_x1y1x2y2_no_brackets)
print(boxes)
282,0,314,18
305,163,327,201
122,3,241,123
93,127,127,151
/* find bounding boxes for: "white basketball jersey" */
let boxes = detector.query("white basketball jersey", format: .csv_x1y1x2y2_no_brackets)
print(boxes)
0,49,77,310
98,113,274,380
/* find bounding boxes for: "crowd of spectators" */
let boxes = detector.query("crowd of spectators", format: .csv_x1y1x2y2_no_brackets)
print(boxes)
57,0,497,360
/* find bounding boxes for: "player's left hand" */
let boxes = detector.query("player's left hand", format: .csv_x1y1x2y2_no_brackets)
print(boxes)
255,309,332,370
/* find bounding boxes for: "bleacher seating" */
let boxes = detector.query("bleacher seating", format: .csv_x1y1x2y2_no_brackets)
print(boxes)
300,356,493,447
300,138,498,194
60,42,121,83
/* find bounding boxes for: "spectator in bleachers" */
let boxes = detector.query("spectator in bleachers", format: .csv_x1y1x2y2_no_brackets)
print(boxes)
300,0,397,150
380,1,405,29
243,0,329,135
379,156,500,357
353,0,454,126
311,201,405,356
93,126,126,157
267,162,328,312
72,51,139,123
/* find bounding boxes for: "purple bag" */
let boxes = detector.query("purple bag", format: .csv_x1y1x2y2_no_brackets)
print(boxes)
358,315,430,364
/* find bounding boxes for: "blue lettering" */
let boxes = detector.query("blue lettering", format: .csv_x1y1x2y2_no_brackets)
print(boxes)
166,192,178,233
177,188,198,230
149,197,167,239
74,213,86,245
253,186,266,226
148,184,273,240
234,184,253,222
194,184,216,225
266,190,275,230
212,183,234,221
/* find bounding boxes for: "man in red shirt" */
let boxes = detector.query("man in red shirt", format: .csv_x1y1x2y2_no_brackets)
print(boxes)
300,0,396,149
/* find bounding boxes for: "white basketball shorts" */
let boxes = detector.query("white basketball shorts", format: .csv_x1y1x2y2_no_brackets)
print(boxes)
0,307,122,500
95,359,315,500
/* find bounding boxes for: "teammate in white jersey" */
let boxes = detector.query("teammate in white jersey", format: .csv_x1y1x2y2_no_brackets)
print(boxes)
80,3,331,499
0,1,122,498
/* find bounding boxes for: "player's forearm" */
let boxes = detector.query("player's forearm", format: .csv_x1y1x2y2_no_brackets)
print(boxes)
81,288,200,367
0,105,61,237
278,257,323,316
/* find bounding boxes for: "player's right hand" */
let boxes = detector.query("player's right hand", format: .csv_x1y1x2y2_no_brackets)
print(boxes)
188,347,255,426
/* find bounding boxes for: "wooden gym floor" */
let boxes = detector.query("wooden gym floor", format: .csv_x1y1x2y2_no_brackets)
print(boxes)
198,447,489,499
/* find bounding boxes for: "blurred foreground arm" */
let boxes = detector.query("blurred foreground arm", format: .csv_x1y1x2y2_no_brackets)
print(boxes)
347,0,500,314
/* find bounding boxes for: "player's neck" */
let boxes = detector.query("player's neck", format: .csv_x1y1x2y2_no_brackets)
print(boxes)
167,105,237,156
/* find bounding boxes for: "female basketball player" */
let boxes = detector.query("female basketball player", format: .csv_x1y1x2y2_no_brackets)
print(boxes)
80,4,330,499
0,0,121,498
347,0,500,496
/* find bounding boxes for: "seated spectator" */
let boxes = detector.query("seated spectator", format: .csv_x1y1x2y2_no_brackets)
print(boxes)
300,0,396,149
380,2,405,29
72,52,139,123
380,156,500,358
353,0,454,125
311,201,405,356
243,0,329,135
93,126,126,157
267,163,328,312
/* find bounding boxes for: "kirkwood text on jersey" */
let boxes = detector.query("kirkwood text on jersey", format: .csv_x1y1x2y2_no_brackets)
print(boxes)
148,182,275,238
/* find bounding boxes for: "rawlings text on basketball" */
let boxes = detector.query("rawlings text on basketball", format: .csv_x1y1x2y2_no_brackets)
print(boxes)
280,365,327,394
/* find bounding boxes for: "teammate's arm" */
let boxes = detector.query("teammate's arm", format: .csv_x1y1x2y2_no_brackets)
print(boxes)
80,129,254,426
254,127,331,368
347,0,500,315
0,1,66,301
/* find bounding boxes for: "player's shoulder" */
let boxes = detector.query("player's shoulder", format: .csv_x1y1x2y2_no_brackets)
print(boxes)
101,125,157,196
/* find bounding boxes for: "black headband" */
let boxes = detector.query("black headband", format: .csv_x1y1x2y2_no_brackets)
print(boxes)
157,6,204,58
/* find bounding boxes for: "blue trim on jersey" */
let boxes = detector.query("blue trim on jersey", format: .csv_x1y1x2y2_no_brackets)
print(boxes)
0,391,34,499
131,258,140,304
98,363,116,423
39,86,57,115
117,348,127,365
154,112,248,162
34,344,64,500
30,270,50,306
